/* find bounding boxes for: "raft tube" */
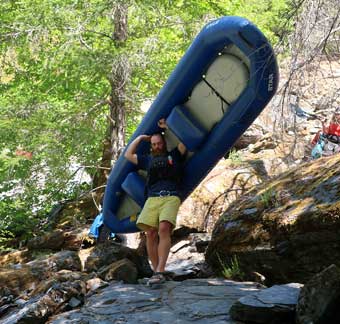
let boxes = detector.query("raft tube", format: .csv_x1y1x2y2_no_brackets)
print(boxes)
103,16,279,233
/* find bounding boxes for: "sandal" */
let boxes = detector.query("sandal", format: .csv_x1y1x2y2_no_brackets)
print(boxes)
147,273,166,285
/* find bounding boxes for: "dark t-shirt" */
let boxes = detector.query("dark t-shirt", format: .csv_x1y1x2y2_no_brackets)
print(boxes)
137,148,185,197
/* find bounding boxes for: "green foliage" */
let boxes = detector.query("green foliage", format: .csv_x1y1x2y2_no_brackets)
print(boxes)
0,228,14,252
217,253,244,280
225,0,290,44
259,187,278,209
227,148,243,165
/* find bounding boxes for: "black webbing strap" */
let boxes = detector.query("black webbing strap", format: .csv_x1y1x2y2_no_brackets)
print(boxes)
202,77,231,115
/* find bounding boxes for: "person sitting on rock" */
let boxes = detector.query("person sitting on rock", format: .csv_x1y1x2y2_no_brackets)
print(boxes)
124,118,186,284
311,108,340,146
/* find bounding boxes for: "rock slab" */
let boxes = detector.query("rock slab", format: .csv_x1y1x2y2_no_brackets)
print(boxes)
230,283,303,324
48,278,263,324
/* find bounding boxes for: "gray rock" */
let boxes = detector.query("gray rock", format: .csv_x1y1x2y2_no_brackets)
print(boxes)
0,303,17,317
166,242,205,276
188,233,211,242
48,278,263,324
0,251,82,298
27,250,82,272
172,226,199,241
233,125,264,150
230,283,302,323
68,297,82,308
195,240,210,253
243,207,258,215
170,240,191,253
206,154,340,285
188,233,211,252
86,278,109,293
1,280,86,324
27,230,65,250
247,271,266,285
98,258,138,284
296,264,340,324
84,241,152,278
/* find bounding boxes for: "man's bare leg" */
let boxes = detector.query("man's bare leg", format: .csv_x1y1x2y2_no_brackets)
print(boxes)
146,228,159,272
156,221,173,273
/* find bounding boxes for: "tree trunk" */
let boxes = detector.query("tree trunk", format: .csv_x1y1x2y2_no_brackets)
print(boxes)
108,54,129,163
92,1,129,206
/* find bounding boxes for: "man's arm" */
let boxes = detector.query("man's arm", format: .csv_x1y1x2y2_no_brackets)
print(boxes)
177,142,186,155
158,118,187,155
124,135,150,165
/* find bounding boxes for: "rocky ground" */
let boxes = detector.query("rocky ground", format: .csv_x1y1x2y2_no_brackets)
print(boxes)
46,280,298,324
1,58,340,323
1,221,340,323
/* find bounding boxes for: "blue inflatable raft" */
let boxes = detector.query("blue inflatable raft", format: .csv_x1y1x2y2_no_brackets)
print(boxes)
103,16,279,233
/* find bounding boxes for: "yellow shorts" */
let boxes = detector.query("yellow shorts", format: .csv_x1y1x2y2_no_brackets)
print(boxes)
136,196,181,231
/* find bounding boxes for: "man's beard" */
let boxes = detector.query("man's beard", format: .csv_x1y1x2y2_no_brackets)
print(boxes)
151,148,167,156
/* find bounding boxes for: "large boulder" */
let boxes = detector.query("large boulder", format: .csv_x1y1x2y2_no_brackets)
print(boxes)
84,241,152,278
0,251,81,298
98,258,138,284
27,230,65,250
296,264,340,323
27,228,91,251
0,249,33,267
177,130,306,232
1,279,86,323
177,158,265,231
206,154,340,284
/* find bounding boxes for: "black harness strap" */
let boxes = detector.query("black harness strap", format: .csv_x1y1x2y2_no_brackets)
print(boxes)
202,77,231,115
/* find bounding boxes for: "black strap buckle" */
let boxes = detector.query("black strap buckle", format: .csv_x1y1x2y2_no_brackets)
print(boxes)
159,190,172,197
149,190,177,197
